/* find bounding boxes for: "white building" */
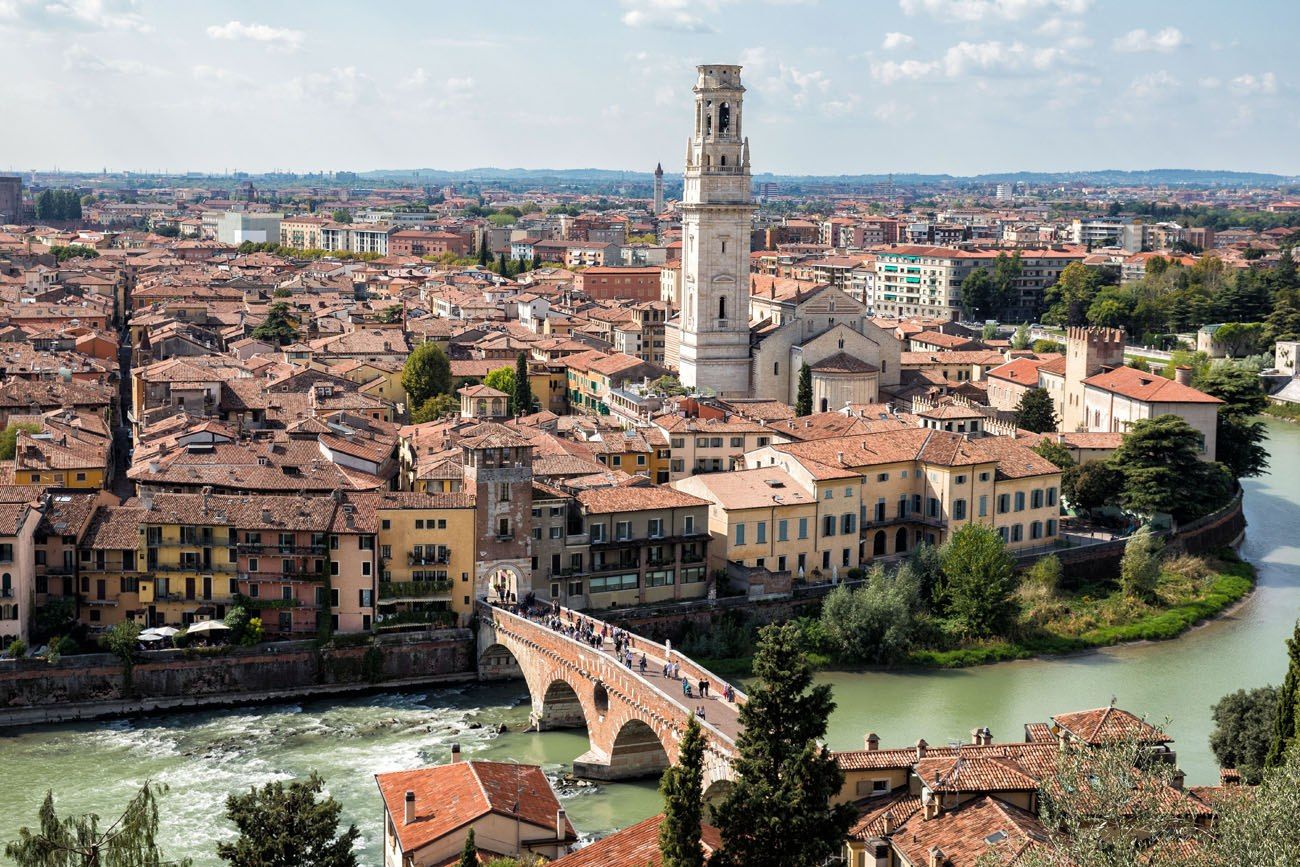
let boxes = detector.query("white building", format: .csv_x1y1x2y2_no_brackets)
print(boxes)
214,211,283,245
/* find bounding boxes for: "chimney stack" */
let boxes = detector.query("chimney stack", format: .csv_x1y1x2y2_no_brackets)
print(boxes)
915,738,928,760
1174,365,1192,386
403,790,415,825
882,814,895,834
865,732,879,751
450,742,462,763
1219,768,1241,787
928,845,945,867
970,727,982,745
556,808,567,841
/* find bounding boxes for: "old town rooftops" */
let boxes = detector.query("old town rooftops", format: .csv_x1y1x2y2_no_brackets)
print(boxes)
1082,366,1223,404
576,485,709,514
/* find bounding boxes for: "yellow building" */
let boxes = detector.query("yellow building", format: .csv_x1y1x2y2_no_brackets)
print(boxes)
376,492,477,627
136,494,240,628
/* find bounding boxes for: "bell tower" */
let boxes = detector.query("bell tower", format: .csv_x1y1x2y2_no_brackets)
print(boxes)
677,64,755,397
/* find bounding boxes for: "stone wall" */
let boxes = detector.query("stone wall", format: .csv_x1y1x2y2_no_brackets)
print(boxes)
0,629,476,728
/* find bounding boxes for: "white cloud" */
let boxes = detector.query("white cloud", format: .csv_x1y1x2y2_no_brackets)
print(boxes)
873,100,914,122
286,67,379,108
871,35,1082,83
192,65,251,86
899,0,1089,23
619,0,716,33
1112,27,1184,53
870,57,939,84
882,31,914,50
1127,69,1179,100
62,43,161,75
206,20,304,51
0,0,148,31
1230,72,1278,95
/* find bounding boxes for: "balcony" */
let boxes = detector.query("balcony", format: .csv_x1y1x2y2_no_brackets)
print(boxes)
236,543,328,555
407,550,451,566
238,569,326,582
379,580,453,601
149,536,232,548
147,562,238,575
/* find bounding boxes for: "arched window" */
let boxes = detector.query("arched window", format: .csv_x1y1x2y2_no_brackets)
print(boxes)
719,102,731,133
720,154,727,166
718,296,727,320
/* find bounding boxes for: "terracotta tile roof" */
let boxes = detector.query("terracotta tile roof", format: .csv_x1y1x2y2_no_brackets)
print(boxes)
1051,706,1170,745
915,754,1041,794
847,793,922,840
577,485,709,514
1082,366,1222,405
890,795,1050,867
811,351,879,374
987,357,1047,385
551,815,721,866
375,761,573,856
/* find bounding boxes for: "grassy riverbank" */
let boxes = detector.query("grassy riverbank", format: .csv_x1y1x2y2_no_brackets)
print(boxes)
692,551,1255,677
1264,403,1300,422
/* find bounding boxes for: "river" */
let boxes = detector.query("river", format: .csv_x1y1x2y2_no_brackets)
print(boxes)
1,419,1296,865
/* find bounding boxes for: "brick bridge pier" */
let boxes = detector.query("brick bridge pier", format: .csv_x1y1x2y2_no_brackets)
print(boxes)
477,600,743,794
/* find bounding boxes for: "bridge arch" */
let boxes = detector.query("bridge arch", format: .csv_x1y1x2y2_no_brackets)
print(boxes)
606,718,671,779
478,642,523,681
537,678,586,731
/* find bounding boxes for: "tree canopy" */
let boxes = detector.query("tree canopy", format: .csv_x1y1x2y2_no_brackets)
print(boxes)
1014,388,1057,433
250,302,299,347
6,782,189,867
216,774,358,867
401,342,452,409
658,715,705,867
1106,415,1234,522
938,524,1017,638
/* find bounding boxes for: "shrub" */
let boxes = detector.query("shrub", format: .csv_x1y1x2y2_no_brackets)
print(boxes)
1163,553,1210,583
7,638,25,658
819,566,922,664
1120,530,1163,601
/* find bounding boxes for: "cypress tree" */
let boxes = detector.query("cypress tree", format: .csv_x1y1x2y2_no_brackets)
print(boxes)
497,252,508,276
478,238,489,267
709,623,855,867
512,352,533,416
659,715,705,867
1267,620,1300,767
457,828,477,867
795,363,813,417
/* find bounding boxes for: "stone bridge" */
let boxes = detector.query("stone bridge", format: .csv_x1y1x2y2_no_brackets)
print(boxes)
477,601,743,795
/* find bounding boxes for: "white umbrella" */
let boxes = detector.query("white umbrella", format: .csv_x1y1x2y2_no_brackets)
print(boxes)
137,632,164,642
185,620,231,635
150,626,180,637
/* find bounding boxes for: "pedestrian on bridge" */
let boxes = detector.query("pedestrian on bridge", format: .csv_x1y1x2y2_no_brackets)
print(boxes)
683,680,693,698
699,679,709,698
638,654,648,674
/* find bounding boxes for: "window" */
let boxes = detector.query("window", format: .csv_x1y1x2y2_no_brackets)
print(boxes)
997,494,1010,514
1047,518,1058,536
978,495,988,518
841,513,855,534
1014,491,1026,512
877,473,889,482
730,437,744,448
798,517,809,540
953,499,967,521
844,486,853,498
646,569,675,587
498,518,511,538
1046,487,1058,507
823,515,836,537
381,519,391,530
591,523,606,543
927,498,940,518
1031,489,1044,509
756,522,767,544
616,521,632,540
979,471,991,482
1030,521,1043,540
777,519,788,542
415,519,425,529
684,515,696,535
648,518,663,538
549,526,562,539
1011,524,1023,542
735,523,746,545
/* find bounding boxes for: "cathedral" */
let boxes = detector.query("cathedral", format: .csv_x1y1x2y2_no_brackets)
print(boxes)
666,64,899,403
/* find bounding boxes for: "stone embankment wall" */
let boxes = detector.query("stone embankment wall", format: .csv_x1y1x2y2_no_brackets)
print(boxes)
0,629,476,728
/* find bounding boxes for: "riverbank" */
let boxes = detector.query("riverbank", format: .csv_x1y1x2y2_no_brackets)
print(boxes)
1264,403,1300,422
695,551,1256,677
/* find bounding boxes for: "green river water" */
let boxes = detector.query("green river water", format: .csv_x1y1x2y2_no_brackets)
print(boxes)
1,419,1297,865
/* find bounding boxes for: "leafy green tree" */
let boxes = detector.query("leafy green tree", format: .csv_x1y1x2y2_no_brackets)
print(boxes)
1210,321,1268,357
1062,460,1122,513
331,209,352,224
488,212,516,227
659,715,705,867
0,422,41,460
1211,685,1278,784
1032,338,1064,354
224,604,264,647
1043,262,1102,326
649,375,688,397
960,267,996,321
1197,364,1269,478
216,774,359,867
497,252,509,275
1119,528,1162,601
992,251,1023,318
1107,415,1233,522
1208,744,1300,866
709,623,855,867
401,342,452,408
795,363,813,417
458,829,478,867
1268,621,1300,769
819,565,920,664
6,782,188,867
251,302,300,346
105,620,141,696
938,524,1017,639
7,639,25,658
377,304,404,324
411,393,459,424
1014,387,1057,433
1010,322,1031,350
512,352,533,416
981,321,999,341
1031,438,1075,470
906,542,944,608
484,365,515,400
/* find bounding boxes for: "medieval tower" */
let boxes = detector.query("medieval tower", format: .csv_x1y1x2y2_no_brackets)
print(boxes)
676,64,755,397
653,162,665,215
1062,326,1125,431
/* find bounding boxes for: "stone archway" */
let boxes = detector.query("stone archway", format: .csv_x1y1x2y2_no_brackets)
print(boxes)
894,526,908,554
702,778,735,820
536,678,586,731
873,530,887,556
605,718,670,779
485,564,525,604
478,642,523,681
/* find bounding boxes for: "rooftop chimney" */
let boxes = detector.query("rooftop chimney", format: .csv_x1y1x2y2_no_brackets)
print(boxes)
556,808,567,841
1171,769,1185,791
916,738,928,759
450,742,462,763
971,727,983,745
882,814,895,834
1174,365,1192,386
865,732,880,751
403,790,415,825
928,845,945,867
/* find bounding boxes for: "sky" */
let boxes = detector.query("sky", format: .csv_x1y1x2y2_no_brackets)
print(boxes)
1,0,1297,177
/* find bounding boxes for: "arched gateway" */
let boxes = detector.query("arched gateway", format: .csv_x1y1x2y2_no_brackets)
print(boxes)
476,601,741,789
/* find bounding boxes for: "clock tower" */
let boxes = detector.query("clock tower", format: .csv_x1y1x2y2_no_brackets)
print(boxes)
676,64,755,397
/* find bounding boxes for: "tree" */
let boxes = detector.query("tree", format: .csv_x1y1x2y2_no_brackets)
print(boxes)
401,342,452,409
511,352,533,416
458,829,478,867
938,524,1017,638
1014,388,1057,433
477,238,490,268
1268,621,1300,769
6,782,189,867
497,252,509,275
795,363,813,417
484,365,516,400
1208,745,1300,866
992,251,1023,318
819,565,921,664
1119,528,1162,601
411,393,458,424
961,267,996,321
1211,685,1278,784
377,304,404,324
1210,321,1268,358
1010,322,1031,351
1062,460,1122,512
0,422,41,460
709,623,855,867
1043,262,1102,326
105,620,141,696
1197,364,1269,479
331,209,352,224
225,603,263,647
1107,415,1234,522
1031,438,1075,470
217,774,359,867
659,715,705,867
251,302,299,346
